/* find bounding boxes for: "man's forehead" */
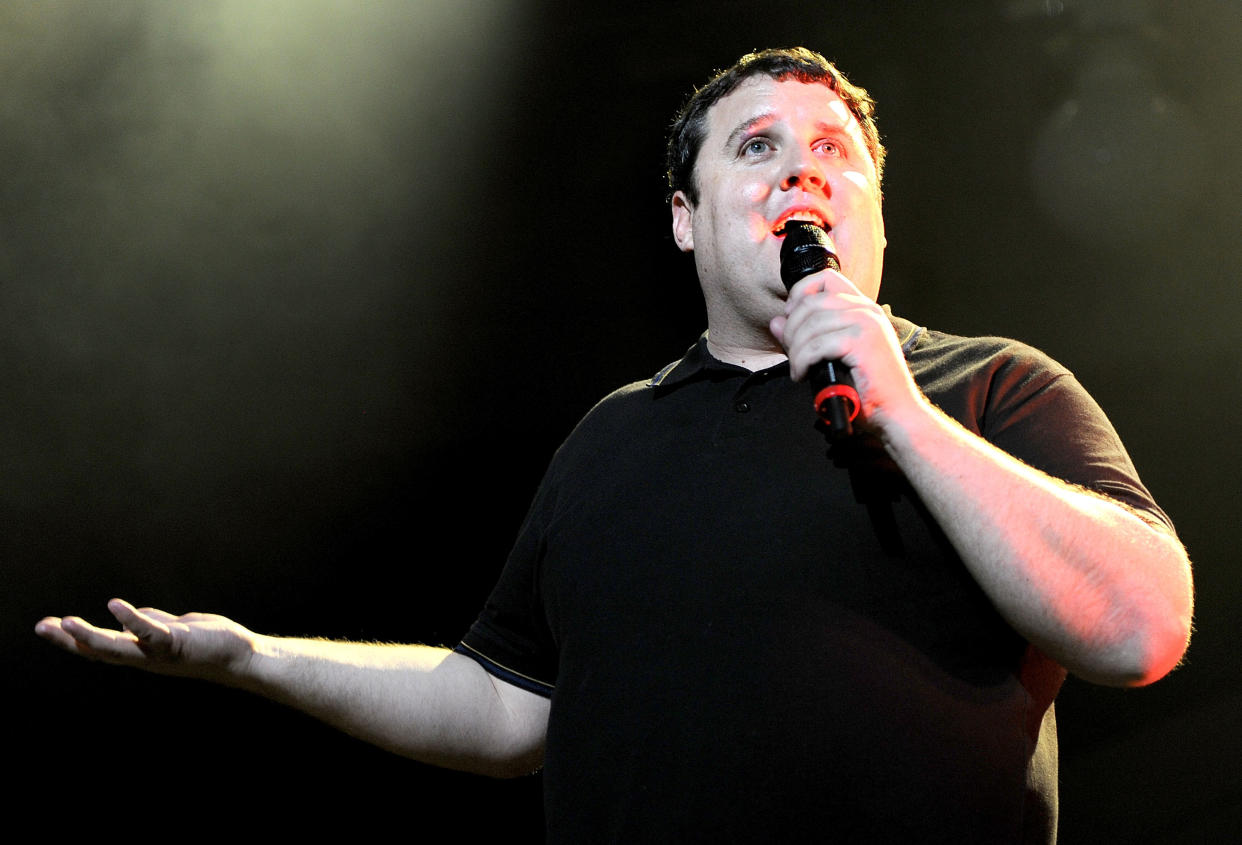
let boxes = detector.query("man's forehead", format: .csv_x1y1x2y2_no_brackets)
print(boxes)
708,77,859,137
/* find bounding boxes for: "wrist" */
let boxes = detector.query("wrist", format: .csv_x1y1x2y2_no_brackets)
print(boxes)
218,628,268,692
870,390,947,458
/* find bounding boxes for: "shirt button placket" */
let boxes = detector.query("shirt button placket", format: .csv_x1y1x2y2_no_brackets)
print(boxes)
725,379,765,438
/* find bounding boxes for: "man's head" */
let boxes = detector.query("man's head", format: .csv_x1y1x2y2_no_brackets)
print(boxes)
666,49,888,354
667,48,885,206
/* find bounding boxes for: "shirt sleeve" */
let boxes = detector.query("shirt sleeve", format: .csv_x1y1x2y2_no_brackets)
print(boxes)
947,339,1175,532
455,481,559,697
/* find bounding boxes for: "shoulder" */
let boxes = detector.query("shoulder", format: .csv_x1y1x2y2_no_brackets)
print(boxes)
537,377,658,482
906,324,1072,396
539,339,712,487
890,315,1110,450
557,337,709,445
887,313,1074,429
900,319,1169,523
579,377,659,426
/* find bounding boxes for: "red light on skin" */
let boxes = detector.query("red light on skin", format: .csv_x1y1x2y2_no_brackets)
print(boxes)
746,209,772,243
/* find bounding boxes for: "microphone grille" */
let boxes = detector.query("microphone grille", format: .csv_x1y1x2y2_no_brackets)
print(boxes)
779,222,840,289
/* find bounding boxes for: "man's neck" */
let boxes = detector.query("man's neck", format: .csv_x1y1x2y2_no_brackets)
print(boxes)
705,334,788,372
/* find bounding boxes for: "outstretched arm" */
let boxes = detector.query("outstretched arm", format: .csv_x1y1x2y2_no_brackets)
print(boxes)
35,598,549,778
772,271,1194,687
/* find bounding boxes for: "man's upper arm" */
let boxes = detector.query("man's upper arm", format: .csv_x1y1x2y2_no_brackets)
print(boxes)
457,651,550,777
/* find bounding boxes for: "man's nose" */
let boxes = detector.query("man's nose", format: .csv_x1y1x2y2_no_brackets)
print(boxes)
780,149,827,192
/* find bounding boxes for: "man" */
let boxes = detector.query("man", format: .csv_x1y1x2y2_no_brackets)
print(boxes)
37,48,1192,842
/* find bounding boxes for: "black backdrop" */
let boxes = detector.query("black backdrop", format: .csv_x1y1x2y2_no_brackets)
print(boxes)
8,2,1239,839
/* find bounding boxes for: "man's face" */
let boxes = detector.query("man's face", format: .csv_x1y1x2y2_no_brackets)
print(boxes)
671,76,886,352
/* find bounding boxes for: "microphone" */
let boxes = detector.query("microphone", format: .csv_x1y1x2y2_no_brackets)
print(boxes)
779,221,860,436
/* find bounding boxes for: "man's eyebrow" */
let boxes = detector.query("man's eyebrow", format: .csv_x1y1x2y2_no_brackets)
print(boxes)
722,113,859,153
815,120,864,151
815,119,854,136
723,112,776,152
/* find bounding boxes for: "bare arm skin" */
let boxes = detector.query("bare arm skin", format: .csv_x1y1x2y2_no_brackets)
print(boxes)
771,270,1194,687
34,598,549,778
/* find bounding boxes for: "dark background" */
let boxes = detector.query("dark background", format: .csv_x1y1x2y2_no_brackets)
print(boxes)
7,1,1238,838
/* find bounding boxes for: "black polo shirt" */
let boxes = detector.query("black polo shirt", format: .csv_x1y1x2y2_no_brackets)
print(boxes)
458,311,1170,843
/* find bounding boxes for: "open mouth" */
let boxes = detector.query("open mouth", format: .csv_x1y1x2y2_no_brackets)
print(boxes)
772,209,830,237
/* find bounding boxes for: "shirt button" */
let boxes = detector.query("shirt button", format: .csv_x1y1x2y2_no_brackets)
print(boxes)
734,401,750,413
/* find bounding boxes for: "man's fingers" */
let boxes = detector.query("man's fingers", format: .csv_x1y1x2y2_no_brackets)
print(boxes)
110,604,175,656
134,607,180,624
34,600,176,664
780,288,889,379
112,599,202,633
34,617,80,652
783,267,856,309
37,600,250,681
107,597,142,621
48,614,144,662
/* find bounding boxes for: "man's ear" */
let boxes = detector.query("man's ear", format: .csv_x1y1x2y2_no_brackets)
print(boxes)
671,191,694,252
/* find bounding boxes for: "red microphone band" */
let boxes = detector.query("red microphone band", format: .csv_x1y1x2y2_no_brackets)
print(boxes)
814,383,860,422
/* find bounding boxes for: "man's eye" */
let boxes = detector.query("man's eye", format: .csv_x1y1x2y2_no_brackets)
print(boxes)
816,139,843,157
743,138,772,156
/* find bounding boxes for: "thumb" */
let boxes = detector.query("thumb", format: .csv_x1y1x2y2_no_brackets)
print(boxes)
769,314,788,344
109,598,174,655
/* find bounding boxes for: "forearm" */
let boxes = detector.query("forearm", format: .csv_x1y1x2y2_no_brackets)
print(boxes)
36,601,547,777
238,638,546,777
879,396,1193,687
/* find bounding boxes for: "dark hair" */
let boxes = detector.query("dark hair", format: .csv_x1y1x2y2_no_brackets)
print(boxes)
666,47,885,204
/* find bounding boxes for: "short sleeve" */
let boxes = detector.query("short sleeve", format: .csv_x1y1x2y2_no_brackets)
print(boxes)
455,482,559,697
913,332,1174,533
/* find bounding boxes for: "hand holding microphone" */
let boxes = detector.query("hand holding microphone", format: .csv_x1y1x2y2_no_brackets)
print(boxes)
779,221,860,437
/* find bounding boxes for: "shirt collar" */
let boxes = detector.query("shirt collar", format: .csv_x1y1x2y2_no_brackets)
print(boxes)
649,305,926,391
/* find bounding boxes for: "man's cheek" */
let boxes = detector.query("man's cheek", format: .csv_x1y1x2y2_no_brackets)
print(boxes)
843,170,872,192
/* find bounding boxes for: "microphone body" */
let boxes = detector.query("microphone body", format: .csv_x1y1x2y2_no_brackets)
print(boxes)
779,221,860,436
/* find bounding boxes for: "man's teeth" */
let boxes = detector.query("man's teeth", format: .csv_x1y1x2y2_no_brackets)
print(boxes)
776,214,827,234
